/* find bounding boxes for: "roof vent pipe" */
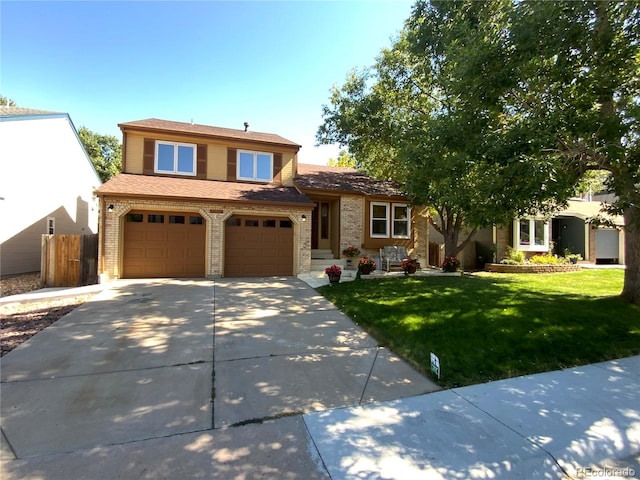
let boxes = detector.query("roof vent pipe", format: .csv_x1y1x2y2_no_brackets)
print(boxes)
244,122,249,132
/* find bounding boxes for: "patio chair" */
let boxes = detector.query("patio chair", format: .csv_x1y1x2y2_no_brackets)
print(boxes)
380,246,410,272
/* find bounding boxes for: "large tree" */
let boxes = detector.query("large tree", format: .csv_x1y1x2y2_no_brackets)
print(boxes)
78,127,122,182
499,1,640,303
318,0,640,304
318,0,574,261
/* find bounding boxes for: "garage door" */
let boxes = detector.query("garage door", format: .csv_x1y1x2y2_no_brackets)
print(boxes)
595,228,619,264
123,211,206,278
225,215,294,277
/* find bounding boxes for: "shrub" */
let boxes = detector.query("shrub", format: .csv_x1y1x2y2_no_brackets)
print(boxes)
501,247,525,265
530,254,560,265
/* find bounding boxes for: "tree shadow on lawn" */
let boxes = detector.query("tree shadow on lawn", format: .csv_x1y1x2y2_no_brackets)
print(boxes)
320,276,640,388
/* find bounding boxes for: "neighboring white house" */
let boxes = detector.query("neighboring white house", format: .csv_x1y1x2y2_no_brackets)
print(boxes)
0,107,102,276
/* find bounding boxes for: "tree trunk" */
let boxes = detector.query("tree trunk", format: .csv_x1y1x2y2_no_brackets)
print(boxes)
443,233,459,260
621,207,640,305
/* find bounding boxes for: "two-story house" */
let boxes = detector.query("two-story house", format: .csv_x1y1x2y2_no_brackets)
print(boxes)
95,118,429,279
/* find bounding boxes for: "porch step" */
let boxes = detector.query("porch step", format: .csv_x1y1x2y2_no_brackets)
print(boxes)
310,258,347,271
311,249,335,260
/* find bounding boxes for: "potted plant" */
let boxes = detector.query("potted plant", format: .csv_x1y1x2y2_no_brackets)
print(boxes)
566,253,583,264
358,256,377,275
342,246,361,269
442,256,460,272
401,258,420,275
325,265,342,284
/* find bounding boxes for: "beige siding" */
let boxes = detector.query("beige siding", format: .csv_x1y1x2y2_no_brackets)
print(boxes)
124,134,144,173
124,131,299,183
281,152,296,186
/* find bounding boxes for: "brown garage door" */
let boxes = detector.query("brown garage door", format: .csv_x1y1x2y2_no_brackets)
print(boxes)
225,215,294,277
123,211,206,278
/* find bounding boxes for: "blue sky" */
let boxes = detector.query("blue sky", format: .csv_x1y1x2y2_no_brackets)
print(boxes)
1,0,414,164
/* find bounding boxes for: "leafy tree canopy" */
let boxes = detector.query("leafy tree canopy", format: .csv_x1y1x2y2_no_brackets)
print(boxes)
78,127,122,182
0,95,17,106
318,0,640,303
328,150,357,168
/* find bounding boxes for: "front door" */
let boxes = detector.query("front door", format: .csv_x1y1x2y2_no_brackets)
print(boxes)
318,202,331,250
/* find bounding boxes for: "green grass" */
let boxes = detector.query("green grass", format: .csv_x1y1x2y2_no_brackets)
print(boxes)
318,270,640,388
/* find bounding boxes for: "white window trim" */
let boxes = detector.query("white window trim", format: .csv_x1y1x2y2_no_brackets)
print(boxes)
155,140,197,176
392,203,411,239
514,218,549,252
237,150,273,183
370,202,390,238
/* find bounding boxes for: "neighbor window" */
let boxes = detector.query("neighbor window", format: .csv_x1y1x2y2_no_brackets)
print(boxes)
516,218,549,251
237,150,273,182
155,141,196,176
370,202,411,238
47,217,55,235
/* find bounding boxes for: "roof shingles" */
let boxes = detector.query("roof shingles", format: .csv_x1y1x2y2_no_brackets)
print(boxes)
295,163,407,198
119,118,301,149
96,174,314,206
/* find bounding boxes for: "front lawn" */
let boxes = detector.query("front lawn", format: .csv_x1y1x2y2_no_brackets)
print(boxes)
318,270,640,388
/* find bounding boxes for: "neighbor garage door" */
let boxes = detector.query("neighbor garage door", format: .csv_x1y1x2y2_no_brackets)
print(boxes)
123,211,206,278
225,215,293,277
595,228,620,263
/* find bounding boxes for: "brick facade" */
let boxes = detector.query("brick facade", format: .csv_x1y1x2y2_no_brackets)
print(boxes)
338,195,364,256
99,197,311,280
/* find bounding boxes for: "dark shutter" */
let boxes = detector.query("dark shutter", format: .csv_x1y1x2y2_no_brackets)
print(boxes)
227,148,237,181
197,144,207,179
273,153,283,184
143,139,155,175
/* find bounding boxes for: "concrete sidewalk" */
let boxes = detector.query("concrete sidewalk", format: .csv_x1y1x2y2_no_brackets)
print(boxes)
305,356,640,479
1,278,638,479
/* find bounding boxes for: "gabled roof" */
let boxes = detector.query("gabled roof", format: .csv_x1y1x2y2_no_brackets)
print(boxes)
96,173,314,206
0,106,62,118
118,118,301,150
295,163,407,198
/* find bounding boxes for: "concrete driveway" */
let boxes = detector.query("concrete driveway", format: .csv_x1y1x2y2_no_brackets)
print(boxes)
1,279,216,458
1,277,438,477
212,277,438,428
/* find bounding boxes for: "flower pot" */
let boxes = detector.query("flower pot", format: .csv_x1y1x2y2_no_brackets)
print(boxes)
328,274,341,284
405,265,417,275
360,266,372,275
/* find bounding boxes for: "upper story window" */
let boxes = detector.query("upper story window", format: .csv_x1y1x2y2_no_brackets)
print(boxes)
515,218,549,252
155,141,196,176
370,202,411,239
237,150,273,182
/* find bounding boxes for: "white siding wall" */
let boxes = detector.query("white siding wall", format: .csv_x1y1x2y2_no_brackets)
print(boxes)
0,115,102,275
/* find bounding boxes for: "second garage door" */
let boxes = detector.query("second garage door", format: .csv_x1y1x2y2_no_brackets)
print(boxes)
225,215,294,277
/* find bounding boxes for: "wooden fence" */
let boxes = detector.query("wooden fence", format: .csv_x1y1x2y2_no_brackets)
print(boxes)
41,234,98,287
